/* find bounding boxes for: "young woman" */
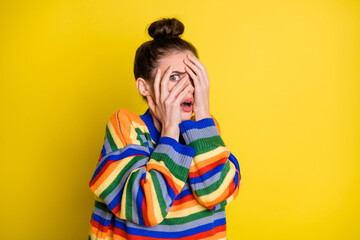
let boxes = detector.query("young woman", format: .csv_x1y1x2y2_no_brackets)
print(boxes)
88,17,241,240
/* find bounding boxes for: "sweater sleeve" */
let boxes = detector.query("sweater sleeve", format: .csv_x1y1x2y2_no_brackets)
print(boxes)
89,110,195,227
178,115,241,211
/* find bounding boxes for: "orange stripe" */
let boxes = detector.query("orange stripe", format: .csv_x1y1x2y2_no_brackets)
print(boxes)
115,109,149,145
141,176,157,226
201,229,227,240
90,160,122,191
192,182,229,209
200,181,237,208
189,157,228,178
189,150,229,173
147,163,183,193
169,198,199,212
172,194,195,206
109,112,127,146
90,221,114,239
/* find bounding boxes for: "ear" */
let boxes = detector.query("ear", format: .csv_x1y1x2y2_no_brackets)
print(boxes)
136,78,152,97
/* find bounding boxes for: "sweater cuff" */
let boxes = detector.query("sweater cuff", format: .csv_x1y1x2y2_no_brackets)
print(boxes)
179,118,221,145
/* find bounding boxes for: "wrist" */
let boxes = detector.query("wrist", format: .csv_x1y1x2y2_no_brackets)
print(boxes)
195,112,211,121
161,127,179,141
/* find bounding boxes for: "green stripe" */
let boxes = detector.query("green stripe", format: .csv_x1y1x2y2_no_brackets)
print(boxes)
94,199,109,212
99,156,146,199
125,170,140,221
159,208,225,225
150,152,189,182
189,136,225,156
220,199,227,208
150,171,168,218
135,127,150,147
194,160,230,197
106,125,118,151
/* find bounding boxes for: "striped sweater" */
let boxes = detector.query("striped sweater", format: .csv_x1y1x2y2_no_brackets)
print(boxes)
88,108,241,239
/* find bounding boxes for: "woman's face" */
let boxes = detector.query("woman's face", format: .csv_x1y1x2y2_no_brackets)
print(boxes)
151,50,195,122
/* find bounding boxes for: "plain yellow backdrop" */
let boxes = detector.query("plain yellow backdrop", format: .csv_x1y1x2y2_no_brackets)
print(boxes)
0,0,359,239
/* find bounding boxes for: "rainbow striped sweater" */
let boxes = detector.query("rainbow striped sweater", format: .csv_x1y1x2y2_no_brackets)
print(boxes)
88,108,241,239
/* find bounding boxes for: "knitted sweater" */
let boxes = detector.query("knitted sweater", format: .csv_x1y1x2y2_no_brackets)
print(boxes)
88,108,241,240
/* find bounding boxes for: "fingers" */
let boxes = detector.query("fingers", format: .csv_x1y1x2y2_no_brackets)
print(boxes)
160,65,173,102
166,77,190,102
185,66,199,91
187,54,207,75
185,54,210,88
174,84,192,105
153,68,161,105
184,56,204,81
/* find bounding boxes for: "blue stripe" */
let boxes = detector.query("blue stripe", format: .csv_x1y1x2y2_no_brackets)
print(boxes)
92,213,112,227
107,187,124,211
157,136,195,157
229,152,240,172
175,187,192,199
113,217,226,238
101,145,107,158
136,174,145,226
140,108,160,144
179,118,215,132
188,163,224,184
233,171,239,189
90,147,149,182
164,175,176,200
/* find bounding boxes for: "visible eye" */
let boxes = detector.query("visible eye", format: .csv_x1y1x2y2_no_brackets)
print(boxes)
169,74,180,81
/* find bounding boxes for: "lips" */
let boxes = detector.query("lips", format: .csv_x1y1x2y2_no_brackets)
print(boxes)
180,97,194,106
180,97,193,112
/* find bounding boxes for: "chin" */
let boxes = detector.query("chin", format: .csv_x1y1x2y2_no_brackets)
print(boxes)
181,111,193,122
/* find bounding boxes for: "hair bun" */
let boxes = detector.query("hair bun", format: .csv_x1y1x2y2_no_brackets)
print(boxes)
148,18,184,40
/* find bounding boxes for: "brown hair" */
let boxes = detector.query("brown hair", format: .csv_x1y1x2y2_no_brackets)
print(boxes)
133,17,198,101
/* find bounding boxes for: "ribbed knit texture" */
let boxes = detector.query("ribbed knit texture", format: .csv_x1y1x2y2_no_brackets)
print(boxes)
88,108,241,239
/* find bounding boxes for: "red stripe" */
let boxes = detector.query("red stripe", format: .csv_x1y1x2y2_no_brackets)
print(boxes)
140,178,151,227
112,202,121,216
178,224,226,240
90,217,114,235
172,193,195,206
112,224,226,240
189,156,228,178
161,172,180,195
91,215,226,240
89,159,118,187
89,154,145,187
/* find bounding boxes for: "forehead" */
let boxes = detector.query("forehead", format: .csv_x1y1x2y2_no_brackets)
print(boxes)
158,50,193,69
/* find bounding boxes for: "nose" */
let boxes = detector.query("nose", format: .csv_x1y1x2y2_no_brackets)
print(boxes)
184,73,195,90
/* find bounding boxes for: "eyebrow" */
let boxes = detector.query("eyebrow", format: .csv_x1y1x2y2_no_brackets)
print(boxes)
171,71,186,74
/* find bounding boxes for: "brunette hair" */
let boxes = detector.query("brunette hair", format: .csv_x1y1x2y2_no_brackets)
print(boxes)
133,17,198,102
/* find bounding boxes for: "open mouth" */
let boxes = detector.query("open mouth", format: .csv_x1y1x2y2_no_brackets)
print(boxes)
180,98,193,112
180,98,194,107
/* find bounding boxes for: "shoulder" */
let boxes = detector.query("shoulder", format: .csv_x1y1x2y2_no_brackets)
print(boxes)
106,108,148,147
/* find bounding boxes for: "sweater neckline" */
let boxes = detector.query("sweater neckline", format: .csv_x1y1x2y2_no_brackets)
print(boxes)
140,108,160,143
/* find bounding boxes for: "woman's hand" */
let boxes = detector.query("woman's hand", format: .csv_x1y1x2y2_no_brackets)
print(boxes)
183,54,211,121
146,65,193,140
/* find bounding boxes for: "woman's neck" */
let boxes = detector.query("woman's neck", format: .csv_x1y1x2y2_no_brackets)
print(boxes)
149,109,162,133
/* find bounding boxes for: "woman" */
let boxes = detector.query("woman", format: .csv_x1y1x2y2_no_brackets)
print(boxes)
88,17,241,240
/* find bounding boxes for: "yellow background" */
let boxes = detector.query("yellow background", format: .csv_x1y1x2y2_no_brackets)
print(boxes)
1,0,359,239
